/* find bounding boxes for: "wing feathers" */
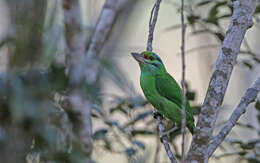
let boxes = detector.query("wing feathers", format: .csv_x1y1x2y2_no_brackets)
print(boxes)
155,73,194,120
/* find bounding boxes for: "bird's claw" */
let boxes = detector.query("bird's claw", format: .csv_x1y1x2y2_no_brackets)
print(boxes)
159,133,167,143
152,110,162,119
159,127,178,142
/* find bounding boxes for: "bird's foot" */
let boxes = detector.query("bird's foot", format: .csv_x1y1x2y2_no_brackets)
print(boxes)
152,110,162,119
159,134,166,143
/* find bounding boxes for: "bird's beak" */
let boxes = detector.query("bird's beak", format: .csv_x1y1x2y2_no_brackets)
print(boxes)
131,52,146,64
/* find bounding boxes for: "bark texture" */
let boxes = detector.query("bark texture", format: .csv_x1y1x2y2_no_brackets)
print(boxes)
85,0,132,84
63,0,92,162
186,0,258,162
63,0,134,162
207,77,260,157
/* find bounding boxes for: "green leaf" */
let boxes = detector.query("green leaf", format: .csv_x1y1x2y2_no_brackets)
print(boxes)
241,139,260,150
253,57,260,63
134,111,152,121
92,104,105,117
110,105,128,115
214,32,225,42
125,148,137,157
132,140,145,150
126,96,148,108
207,1,227,26
243,61,253,70
93,129,108,140
225,138,243,145
236,122,256,130
48,64,68,92
104,120,124,132
125,111,152,127
0,38,15,50
197,0,212,6
192,29,210,35
255,4,260,14
130,130,153,136
255,99,260,111
187,15,200,26
218,14,232,19
104,138,112,151
245,153,260,163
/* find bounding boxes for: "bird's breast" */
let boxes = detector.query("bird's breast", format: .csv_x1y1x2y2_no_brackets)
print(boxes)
140,75,164,109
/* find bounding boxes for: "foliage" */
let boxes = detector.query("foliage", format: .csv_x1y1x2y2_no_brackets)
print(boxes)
166,0,260,70
166,0,260,162
213,100,260,162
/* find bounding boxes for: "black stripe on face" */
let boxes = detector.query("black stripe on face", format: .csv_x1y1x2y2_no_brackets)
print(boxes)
151,63,159,67
156,57,162,63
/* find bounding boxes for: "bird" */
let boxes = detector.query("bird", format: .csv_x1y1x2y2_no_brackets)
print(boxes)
131,51,195,134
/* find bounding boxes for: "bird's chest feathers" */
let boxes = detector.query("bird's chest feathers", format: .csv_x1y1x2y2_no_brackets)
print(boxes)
140,74,164,108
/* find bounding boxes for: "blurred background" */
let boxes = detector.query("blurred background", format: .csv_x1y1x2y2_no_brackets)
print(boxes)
0,0,259,162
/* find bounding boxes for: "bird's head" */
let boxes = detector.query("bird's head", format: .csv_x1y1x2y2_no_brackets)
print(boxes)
131,51,166,74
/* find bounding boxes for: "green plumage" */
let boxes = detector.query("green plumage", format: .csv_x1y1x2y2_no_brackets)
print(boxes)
131,51,195,134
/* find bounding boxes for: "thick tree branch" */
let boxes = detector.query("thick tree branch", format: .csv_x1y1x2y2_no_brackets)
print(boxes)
186,0,258,162
63,0,92,162
63,0,87,85
85,0,132,84
207,77,260,157
63,0,134,161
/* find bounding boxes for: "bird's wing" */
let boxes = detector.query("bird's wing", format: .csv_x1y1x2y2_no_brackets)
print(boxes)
155,73,194,118
155,73,183,107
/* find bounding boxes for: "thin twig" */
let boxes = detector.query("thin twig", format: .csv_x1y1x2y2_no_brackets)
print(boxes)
180,0,186,161
207,77,260,157
156,115,178,163
163,126,178,137
146,0,178,162
146,0,162,51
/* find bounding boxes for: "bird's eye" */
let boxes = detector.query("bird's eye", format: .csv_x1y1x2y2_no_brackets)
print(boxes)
144,55,148,59
149,56,155,61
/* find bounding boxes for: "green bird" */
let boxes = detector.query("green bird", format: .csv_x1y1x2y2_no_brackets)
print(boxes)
131,51,195,134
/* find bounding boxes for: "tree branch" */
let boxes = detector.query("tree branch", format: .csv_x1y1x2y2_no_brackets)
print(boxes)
180,0,186,161
63,0,92,162
63,0,87,85
63,0,134,161
85,0,132,84
156,115,178,163
146,0,162,51
207,77,260,157
186,0,258,162
146,0,178,162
